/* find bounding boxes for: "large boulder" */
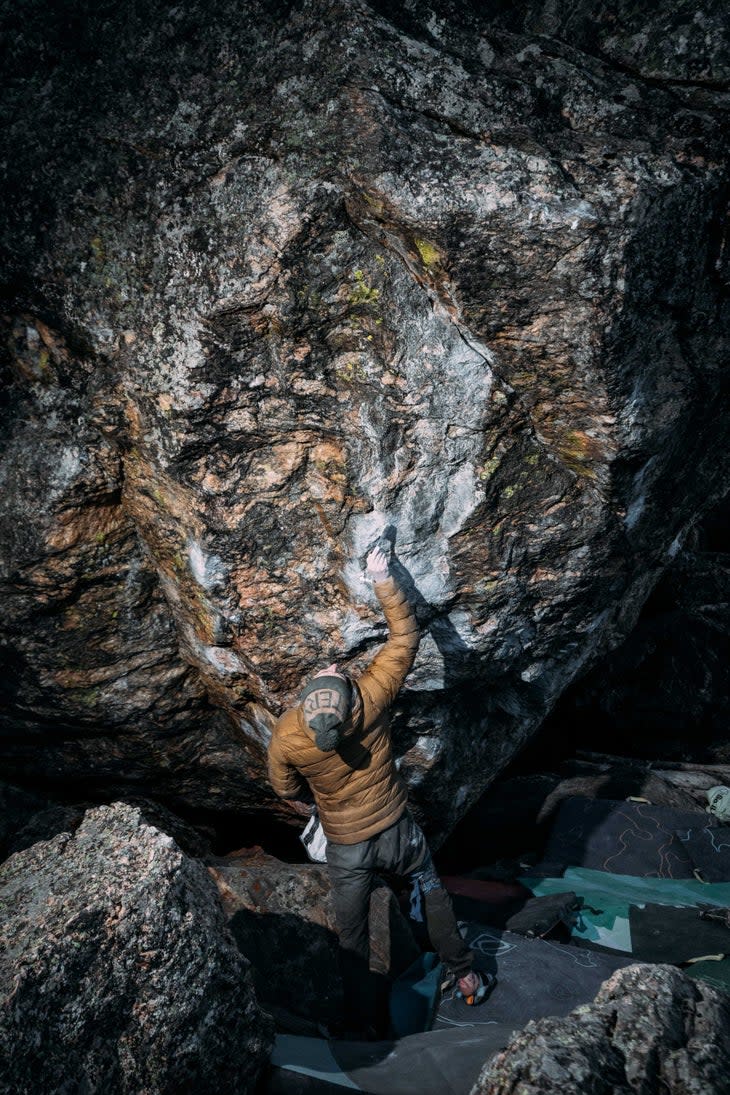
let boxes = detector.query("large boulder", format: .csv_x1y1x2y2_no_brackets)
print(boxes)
0,802,273,1095
1,0,728,840
471,963,730,1095
489,0,730,85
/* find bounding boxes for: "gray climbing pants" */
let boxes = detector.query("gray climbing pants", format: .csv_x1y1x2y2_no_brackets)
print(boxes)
326,808,473,1029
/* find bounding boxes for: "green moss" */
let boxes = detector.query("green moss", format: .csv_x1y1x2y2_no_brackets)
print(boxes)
414,237,442,268
524,453,539,465
348,269,380,307
479,456,500,480
94,531,106,544
335,359,368,383
90,236,105,263
78,687,100,708
363,193,384,215
502,485,516,499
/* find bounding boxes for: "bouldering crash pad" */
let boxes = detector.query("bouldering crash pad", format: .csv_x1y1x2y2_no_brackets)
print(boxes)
534,798,714,878
267,1025,517,1095
522,870,730,957
447,890,579,940
433,923,633,1031
521,868,730,912
629,904,730,963
675,825,730,883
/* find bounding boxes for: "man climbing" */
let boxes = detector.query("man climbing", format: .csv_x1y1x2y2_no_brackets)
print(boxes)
267,541,489,1036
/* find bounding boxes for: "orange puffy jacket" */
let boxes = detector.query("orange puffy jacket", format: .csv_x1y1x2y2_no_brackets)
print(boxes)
267,576,420,844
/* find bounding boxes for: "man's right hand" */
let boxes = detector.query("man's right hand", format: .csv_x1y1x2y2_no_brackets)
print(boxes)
366,546,390,582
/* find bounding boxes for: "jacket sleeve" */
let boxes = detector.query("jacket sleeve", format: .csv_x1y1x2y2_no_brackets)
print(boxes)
267,721,307,800
357,575,420,726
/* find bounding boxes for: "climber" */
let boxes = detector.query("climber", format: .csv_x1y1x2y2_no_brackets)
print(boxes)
267,541,491,1036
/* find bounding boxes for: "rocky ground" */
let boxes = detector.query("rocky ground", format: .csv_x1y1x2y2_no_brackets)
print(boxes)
3,791,730,1094
472,964,730,1095
0,802,273,1094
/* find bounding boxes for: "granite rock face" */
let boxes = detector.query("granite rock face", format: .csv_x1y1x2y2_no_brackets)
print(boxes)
471,963,730,1095
1,0,728,839
0,802,273,1095
509,0,730,87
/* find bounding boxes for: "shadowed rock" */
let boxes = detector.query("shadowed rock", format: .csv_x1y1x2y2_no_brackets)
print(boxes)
208,843,421,1024
0,802,273,1095
471,963,730,1095
545,540,730,763
0,0,728,841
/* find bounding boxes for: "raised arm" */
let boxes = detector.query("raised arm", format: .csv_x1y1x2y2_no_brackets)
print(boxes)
357,547,420,724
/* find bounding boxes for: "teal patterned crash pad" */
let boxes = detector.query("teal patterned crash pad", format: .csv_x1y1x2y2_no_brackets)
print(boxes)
521,868,730,911
520,869,730,955
686,959,730,993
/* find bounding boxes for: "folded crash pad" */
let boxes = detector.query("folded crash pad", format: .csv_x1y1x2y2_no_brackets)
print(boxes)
675,825,730,883
267,1025,517,1095
449,891,580,940
536,798,712,878
433,923,633,1032
522,869,730,957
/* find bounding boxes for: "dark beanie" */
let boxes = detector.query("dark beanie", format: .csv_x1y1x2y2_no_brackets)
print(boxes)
300,674,352,751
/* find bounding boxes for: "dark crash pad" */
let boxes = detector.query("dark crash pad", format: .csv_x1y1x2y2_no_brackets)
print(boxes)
266,920,636,1093
433,923,633,1031
448,890,580,939
534,797,713,878
675,825,730,883
628,903,730,963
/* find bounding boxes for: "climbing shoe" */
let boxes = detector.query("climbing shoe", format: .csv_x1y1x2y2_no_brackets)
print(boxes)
456,970,494,1006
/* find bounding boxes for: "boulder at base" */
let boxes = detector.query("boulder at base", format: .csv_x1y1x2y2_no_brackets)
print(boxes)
471,963,730,1095
0,802,273,1095
208,844,421,1026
